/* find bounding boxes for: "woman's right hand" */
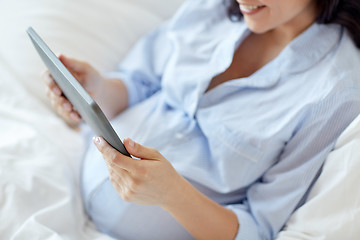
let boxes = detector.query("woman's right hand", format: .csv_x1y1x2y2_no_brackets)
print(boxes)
42,54,104,125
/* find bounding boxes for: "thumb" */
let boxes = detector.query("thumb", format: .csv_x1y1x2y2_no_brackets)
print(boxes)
123,138,160,160
58,54,87,73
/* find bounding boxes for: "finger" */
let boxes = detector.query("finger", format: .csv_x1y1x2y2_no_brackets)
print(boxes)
123,138,160,160
68,111,82,122
56,97,82,122
42,70,55,86
41,70,52,85
58,54,88,73
108,167,133,189
110,178,135,203
93,137,135,171
58,55,87,85
108,168,127,197
108,167,139,202
48,89,65,111
57,97,78,117
41,71,62,96
48,90,82,122
48,79,62,96
46,85,52,98
61,99,73,112
49,93,72,122
108,159,133,178
43,71,81,122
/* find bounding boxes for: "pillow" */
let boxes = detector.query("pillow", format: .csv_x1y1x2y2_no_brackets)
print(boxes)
277,114,360,239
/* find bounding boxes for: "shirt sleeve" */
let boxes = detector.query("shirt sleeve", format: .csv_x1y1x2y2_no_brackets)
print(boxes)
106,21,174,107
227,90,360,240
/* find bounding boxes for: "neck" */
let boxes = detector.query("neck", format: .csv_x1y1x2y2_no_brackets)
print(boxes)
262,2,317,48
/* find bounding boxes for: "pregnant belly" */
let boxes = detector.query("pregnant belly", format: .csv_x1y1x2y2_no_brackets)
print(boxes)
80,133,193,240
82,171,193,239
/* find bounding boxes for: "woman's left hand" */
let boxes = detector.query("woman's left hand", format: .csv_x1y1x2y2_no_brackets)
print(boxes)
93,137,184,206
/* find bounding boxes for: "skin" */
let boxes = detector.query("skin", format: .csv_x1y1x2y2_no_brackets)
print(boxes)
207,0,317,92
44,0,318,239
44,55,128,123
238,0,317,35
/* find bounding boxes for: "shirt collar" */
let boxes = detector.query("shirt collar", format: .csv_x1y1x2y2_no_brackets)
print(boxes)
223,22,342,91
279,23,342,73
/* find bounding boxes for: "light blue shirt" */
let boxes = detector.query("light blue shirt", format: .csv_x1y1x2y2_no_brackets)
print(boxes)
81,0,360,239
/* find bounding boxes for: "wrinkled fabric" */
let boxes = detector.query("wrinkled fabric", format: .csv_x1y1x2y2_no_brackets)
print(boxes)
82,0,360,239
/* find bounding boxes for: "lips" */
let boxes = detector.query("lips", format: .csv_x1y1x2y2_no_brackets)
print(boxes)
239,4,266,15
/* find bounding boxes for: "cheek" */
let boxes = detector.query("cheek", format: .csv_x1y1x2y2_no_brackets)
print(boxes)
274,0,315,20
244,0,313,34
260,0,273,5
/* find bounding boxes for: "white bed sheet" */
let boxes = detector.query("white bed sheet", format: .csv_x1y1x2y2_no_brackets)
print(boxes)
0,0,183,239
0,19,114,240
0,71,103,240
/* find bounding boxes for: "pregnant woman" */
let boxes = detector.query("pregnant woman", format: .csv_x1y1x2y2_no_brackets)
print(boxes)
43,0,360,239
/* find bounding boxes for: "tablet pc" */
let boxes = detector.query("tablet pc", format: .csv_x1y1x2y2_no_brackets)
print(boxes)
27,27,130,157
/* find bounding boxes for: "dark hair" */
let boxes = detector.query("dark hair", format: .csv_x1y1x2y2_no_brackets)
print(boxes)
225,0,360,48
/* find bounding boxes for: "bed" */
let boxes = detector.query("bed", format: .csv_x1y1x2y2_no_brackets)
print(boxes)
0,0,359,239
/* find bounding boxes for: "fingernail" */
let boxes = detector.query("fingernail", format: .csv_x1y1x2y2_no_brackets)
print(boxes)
93,136,101,145
53,87,62,96
63,102,72,111
70,112,78,120
128,138,135,147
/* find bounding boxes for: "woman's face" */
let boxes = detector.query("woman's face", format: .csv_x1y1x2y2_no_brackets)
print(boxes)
236,0,317,34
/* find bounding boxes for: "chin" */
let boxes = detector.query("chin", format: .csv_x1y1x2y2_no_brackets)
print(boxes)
244,18,274,34
245,23,269,34
243,14,276,33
